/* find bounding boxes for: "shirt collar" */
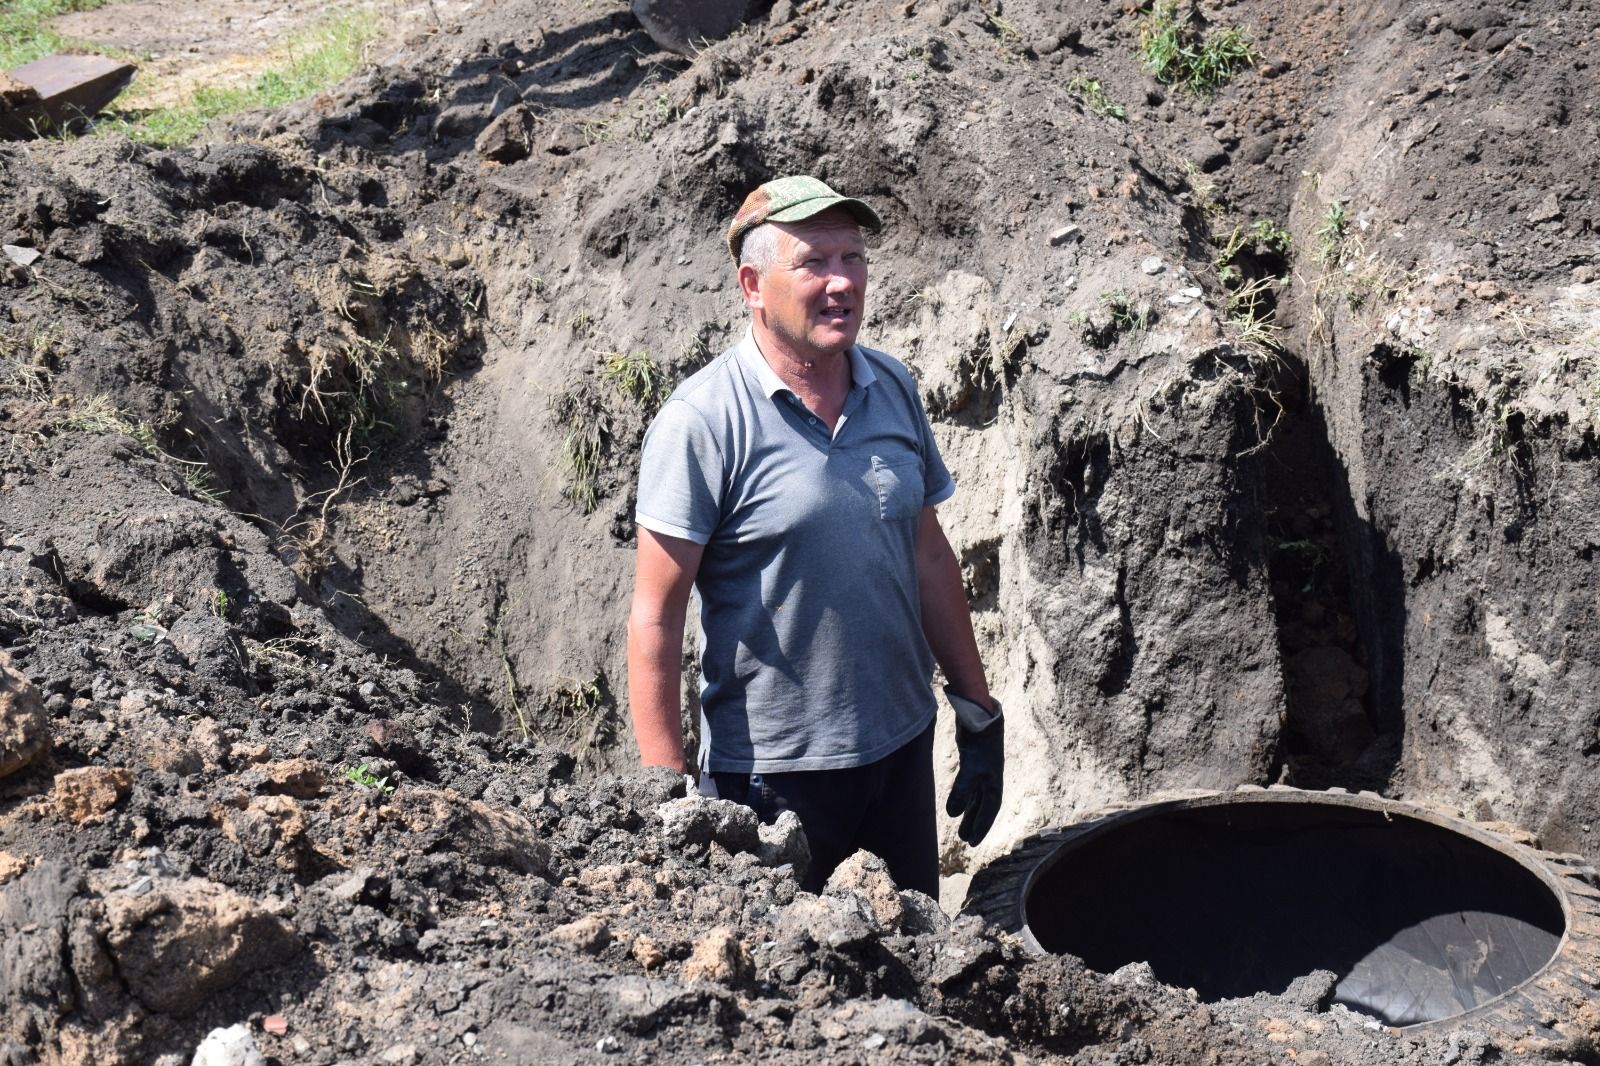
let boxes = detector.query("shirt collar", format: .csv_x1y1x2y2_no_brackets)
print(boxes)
738,328,877,397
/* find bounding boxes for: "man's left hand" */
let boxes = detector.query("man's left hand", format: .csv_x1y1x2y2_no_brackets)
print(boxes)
945,688,1004,846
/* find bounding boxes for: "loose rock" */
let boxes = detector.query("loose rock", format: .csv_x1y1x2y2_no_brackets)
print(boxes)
550,913,612,954
54,766,132,823
680,926,752,987
105,878,300,1015
756,808,810,878
0,652,49,779
825,851,905,933
191,1025,266,1066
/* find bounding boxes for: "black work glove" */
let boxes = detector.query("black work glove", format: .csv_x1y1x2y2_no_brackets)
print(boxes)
944,687,1004,846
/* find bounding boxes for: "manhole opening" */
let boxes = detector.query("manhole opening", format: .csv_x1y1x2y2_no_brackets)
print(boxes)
1024,800,1566,1027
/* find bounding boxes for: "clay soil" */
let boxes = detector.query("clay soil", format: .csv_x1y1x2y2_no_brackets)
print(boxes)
2,0,1599,1063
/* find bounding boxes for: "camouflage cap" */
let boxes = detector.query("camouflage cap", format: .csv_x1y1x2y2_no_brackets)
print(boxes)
726,175,883,262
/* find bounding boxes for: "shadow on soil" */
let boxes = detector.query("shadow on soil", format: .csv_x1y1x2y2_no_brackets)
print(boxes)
1257,360,1405,791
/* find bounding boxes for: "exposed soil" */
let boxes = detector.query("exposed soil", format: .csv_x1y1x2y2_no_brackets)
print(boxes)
2,0,1598,1062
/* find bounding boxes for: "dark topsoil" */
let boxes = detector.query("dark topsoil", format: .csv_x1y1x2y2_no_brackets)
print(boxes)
2,0,1599,1063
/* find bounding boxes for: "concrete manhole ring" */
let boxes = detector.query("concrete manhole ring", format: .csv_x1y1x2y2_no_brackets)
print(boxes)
963,786,1600,1040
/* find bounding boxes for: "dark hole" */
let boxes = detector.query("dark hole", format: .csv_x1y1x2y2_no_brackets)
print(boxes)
1025,800,1565,1027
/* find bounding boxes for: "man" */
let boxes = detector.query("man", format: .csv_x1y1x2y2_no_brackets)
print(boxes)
626,175,1003,897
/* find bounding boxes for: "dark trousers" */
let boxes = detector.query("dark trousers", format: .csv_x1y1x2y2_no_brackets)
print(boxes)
711,719,938,897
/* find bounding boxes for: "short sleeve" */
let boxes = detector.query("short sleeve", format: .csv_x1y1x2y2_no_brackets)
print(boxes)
912,379,955,507
635,399,725,545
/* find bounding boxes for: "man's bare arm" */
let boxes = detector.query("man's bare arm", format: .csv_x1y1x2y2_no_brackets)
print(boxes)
627,527,706,773
914,506,992,707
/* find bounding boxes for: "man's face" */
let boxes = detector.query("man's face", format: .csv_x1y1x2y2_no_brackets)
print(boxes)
743,211,869,361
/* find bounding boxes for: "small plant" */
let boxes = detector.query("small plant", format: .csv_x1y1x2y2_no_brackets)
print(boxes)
208,588,231,619
1213,226,1249,284
1101,289,1151,333
345,763,395,794
551,383,611,513
679,335,715,374
983,7,1025,56
61,393,132,435
1315,202,1350,265
1408,344,1434,380
496,626,531,741
542,675,615,769
1213,219,1292,284
1226,276,1286,366
1269,537,1329,593
1067,76,1128,120
277,423,366,587
578,115,615,146
0,327,54,399
1249,218,1292,253
59,396,228,503
601,349,664,411
629,91,679,142
1138,0,1258,95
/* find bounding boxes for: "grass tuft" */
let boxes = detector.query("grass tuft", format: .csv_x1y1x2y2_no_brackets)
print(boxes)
1315,202,1351,265
551,383,611,514
600,349,664,411
1138,0,1258,95
541,675,614,770
1101,289,1152,333
1067,76,1128,121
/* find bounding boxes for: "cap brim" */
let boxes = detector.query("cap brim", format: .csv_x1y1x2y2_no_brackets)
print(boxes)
763,195,883,233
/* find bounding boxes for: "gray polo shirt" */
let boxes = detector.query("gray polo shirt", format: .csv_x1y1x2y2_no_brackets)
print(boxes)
636,332,955,773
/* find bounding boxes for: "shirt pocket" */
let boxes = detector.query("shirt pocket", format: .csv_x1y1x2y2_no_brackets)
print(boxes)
869,455,924,521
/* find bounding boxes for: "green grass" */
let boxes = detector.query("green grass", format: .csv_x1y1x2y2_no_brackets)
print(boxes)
1315,202,1350,265
1249,218,1292,253
94,7,381,146
345,763,395,793
1101,289,1151,333
1138,0,1258,95
0,0,112,70
1213,218,1292,283
1067,76,1127,121
600,348,664,410
551,383,611,514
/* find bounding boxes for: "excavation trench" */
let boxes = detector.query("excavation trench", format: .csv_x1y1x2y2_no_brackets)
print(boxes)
975,793,1571,1030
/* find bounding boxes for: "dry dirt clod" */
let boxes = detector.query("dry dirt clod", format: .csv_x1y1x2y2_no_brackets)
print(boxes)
217,795,309,868
680,926,752,987
0,851,28,883
630,933,666,970
53,766,132,823
257,758,327,798
656,795,761,854
103,877,300,1016
0,652,49,779
364,719,423,770
824,850,906,933
550,913,612,954
191,1024,267,1066
756,808,810,877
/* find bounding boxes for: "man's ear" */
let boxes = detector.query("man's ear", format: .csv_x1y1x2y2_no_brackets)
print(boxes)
737,263,764,310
